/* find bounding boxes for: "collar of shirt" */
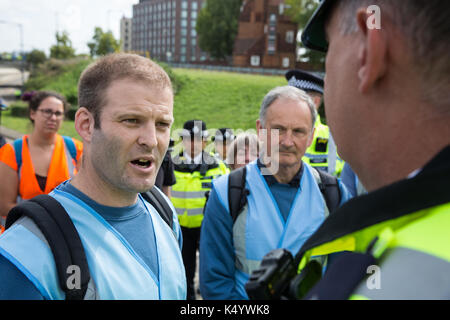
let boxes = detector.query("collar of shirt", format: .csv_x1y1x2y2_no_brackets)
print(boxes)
256,158,304,188
183,151,203,164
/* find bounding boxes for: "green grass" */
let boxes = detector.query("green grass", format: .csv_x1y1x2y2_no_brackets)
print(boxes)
1,68,287,139
172,68,286,131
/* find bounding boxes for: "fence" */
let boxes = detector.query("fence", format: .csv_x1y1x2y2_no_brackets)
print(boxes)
167,62,288,76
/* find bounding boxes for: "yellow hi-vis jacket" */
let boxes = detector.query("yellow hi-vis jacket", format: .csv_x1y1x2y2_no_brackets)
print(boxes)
172,152,229,228
303,115,344,177
295,146,450,299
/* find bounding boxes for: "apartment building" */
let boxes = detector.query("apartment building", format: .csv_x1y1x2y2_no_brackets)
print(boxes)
120,16,133,52
131,0,206,62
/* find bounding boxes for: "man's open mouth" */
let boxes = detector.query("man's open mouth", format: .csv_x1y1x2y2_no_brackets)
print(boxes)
130,158,153,168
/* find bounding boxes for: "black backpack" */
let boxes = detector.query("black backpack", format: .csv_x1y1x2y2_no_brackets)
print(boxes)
227,166,341,223
5,187,173,300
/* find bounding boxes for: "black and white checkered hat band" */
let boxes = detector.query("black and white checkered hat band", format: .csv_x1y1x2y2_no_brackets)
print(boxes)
288,77,323,94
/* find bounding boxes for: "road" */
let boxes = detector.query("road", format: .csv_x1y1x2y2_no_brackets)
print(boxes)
0,67,28,100
0,66,29,143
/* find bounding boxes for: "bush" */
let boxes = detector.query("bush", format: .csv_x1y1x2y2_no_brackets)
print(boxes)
9,101,28,118
24,56,184,106
25,57,92,107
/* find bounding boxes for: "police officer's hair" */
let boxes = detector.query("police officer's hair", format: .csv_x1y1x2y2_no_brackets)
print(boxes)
259,86,317,131
78,53,173,129
335,0,450,112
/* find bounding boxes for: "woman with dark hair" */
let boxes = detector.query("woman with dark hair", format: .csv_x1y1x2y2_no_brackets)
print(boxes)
0,91,83,229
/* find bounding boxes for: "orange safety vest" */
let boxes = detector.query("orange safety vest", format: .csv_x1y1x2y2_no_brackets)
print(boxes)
0,134,83,201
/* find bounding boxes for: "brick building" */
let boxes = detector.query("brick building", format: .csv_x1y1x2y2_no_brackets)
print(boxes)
233,0,297,69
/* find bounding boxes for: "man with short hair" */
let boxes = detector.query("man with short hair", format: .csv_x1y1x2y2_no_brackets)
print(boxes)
291,0,450,299
199,86,350,299
0,53,186,300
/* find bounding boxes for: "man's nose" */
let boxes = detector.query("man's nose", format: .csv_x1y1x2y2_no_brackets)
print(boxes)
137,123,158,149
280,131,294,147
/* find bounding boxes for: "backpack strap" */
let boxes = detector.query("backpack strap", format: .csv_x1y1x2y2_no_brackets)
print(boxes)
62,136,78,164
5,194,90,300
140,186,174,229
13,138,23,173
314,168,341,216
228,166,248,223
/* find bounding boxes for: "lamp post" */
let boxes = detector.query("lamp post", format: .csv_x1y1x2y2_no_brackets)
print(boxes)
0,20,25,87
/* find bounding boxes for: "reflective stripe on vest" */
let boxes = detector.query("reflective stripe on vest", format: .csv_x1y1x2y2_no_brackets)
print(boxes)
0,186,186,300
214,161,329,294
351,246,450,299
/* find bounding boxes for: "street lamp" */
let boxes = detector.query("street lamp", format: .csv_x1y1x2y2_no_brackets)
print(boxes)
0,20,25,87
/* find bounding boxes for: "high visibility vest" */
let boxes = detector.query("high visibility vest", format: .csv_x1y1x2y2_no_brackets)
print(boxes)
303,116,344,177
300,203,450,299
297,146,450,299
0,134,83,201
172,152,229,228
0,186,187,300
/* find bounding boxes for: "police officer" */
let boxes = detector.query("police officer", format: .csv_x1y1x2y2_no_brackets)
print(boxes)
171,120,228,300
286,69,344,177
291,0,450,299
212,128,235,163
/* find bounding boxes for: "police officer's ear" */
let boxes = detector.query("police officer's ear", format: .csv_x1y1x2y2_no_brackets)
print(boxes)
74,107,95,143
355,8,388,94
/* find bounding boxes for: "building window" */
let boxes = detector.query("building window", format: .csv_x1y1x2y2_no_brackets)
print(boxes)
286,31,295,44
250,55,260,67
282,57,290,68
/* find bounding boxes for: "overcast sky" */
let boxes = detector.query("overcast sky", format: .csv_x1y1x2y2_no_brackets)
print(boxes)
0,0,139,55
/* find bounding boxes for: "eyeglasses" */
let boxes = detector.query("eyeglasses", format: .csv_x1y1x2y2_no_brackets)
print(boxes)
37,108,65,119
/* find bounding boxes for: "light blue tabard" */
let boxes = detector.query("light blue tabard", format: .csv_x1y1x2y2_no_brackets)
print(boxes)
0,188,186,300
214,161,327,297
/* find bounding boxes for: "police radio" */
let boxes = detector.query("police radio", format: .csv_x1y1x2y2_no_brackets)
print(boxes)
245,248,323,300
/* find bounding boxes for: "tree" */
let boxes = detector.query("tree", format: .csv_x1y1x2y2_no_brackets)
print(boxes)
26,49,47,67
196,0,243,61
87,27,120,57
285,0,325,70
50,31,76,60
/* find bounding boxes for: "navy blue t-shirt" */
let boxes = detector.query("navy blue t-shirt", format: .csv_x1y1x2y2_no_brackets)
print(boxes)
0,181,165,300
